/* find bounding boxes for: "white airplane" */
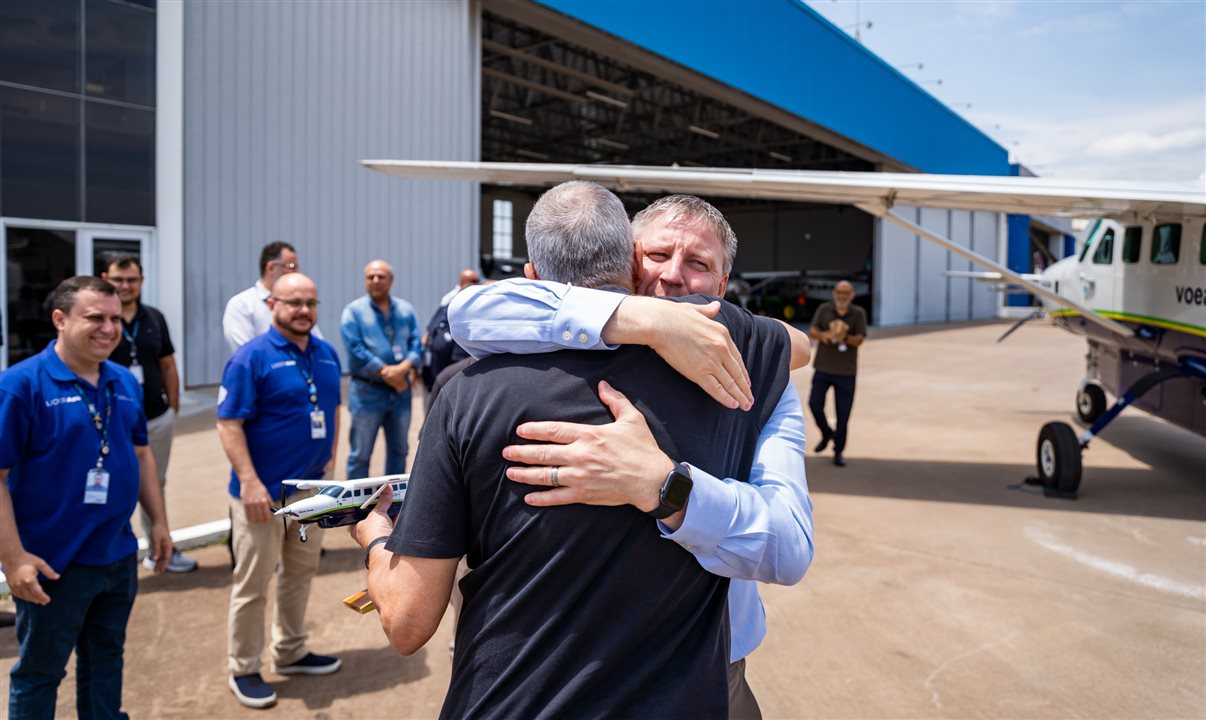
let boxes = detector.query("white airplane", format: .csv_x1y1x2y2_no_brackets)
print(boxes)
363,160,1205,498
275,475,408,542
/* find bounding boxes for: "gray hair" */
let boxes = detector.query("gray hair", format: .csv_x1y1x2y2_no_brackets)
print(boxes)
631,195,737,274
525,181,634,288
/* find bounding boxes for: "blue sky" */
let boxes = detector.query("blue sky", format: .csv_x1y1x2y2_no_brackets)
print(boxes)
805,0,1206,181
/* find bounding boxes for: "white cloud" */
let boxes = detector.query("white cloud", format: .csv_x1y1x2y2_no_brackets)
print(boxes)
1086,128,1206,159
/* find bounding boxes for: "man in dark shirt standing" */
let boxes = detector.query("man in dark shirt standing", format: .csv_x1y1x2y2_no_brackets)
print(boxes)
353,181,790,718
807,280,868,466
103,254,197,572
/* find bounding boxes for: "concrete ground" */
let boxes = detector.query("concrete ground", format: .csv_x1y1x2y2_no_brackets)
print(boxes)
2,321,1203,719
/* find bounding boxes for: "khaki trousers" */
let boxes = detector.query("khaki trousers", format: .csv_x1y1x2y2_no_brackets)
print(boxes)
139,409,175,540
227,490,324,675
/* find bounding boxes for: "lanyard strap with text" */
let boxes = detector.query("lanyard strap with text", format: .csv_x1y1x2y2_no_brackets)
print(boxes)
122,318,141,363
72,382,114,468
289,348,320,411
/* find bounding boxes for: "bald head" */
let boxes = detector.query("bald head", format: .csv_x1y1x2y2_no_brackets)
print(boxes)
364,260,394,302
269,272,319,341
833,280,854,309
458,268,480,289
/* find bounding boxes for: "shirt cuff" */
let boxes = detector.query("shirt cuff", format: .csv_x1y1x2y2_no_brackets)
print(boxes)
658,463,733,552
551,286,625,349
364,357,386,374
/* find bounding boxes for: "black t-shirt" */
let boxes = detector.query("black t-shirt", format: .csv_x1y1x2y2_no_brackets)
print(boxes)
809,302,867,377
108,303,175,420
389,297,790,720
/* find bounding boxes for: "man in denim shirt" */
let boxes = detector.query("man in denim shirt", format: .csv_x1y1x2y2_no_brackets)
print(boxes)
340,260,422,478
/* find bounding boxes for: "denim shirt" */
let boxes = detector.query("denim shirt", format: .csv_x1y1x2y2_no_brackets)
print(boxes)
340,294,422,388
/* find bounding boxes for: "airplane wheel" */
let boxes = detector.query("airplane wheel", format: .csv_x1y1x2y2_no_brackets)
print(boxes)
1037,422,1082,494
1076,383,1106,424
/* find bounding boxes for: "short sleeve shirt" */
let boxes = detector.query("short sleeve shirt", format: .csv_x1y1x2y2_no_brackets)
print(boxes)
217,327,342,498
108,302,175,420
0,342,148,572
810,302,868,376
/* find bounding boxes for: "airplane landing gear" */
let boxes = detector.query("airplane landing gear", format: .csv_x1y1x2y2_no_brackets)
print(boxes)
1076,382,1107,424
298,524,309,543
1033,422,1082,498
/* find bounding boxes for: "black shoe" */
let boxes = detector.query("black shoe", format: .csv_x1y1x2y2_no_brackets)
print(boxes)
272,652,341,676
229,673,277,709
833,453,846,467
815,435,831,453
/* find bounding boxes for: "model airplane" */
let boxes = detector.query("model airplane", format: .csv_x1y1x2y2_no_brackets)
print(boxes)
362,159,1205,498
275,475,408,542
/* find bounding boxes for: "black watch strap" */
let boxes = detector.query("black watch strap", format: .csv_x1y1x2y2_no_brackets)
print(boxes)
648,462,693,520
364,535,391,568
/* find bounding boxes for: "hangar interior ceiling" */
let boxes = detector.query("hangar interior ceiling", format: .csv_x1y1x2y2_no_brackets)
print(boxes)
481,11,874,176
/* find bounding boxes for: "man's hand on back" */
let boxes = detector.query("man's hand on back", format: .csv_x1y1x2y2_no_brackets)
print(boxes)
503,381,675,513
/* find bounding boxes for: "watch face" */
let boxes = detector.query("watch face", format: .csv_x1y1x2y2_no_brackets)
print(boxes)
663,472,693,509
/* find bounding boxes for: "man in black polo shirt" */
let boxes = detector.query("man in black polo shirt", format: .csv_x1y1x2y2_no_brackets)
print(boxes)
103,255,197,572
354,181,790,718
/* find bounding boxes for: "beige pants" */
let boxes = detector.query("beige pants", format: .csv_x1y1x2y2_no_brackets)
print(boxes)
227,490,324,675
139,409,175,540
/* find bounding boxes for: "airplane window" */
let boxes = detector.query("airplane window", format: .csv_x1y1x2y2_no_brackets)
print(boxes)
1078,221,1101,262
319,486,343,498
1092,229,1114,264
1151,224,1181,265
1122,227,1142,263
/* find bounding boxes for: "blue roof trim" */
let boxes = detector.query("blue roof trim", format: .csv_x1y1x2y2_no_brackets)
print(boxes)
535,0,1009,176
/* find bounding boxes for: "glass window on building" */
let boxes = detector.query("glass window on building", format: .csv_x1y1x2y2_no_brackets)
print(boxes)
86,102,155,226
1121,226,1142,263
1150,224,1181,265
0,85,81,220
1091,228,1114,264
0,0,81,93
493,199,514,257
85,0,156,106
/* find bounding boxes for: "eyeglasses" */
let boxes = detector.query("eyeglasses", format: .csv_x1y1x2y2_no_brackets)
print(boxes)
273,261,299,271
272,297,319,309
107,277,142,285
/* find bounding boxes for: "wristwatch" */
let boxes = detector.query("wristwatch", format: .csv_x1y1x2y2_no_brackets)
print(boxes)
647,462,693,519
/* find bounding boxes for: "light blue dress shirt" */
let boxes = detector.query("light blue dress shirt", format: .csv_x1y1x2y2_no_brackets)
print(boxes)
340,294,423,386
449,279,814,662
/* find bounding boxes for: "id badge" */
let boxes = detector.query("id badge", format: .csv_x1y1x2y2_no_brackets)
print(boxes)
392,345,403,362
84,468,110,505
310,410,327,439
130,363,145,384
838,343,848,353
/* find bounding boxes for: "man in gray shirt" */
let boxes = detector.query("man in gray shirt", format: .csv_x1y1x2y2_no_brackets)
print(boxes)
807,280,867,466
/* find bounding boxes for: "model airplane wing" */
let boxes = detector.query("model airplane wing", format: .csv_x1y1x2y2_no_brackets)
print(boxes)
281,479,331,490
363,160,1206,341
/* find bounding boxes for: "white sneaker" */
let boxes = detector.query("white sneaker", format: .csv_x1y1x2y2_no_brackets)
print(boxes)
143,550,198,573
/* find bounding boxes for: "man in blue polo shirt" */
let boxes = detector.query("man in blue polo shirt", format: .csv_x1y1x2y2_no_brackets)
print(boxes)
216,272,342,709
0,275,173,719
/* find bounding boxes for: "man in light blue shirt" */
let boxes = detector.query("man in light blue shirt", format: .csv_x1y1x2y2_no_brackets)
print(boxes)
450,194,814,718
339,260,422,478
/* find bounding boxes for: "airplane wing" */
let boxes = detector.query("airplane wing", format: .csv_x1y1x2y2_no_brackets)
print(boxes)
943,270,1043,283
363,160,1206,340
281,479,331,490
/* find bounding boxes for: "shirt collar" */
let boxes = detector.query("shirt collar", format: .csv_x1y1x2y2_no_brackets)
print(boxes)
254,280,271,301
41,340,117,389
266,325,311,355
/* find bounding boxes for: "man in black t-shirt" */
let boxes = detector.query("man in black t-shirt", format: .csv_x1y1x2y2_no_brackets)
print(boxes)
103,255,197,572
807,280,868,467
354,182,789,719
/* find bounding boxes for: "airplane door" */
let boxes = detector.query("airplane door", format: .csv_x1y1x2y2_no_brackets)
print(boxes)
1079,224,1118,311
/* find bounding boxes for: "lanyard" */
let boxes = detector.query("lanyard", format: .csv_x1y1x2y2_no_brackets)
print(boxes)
122,318,141,363
288,348,320,410
71,382,113,468
377,305,395,343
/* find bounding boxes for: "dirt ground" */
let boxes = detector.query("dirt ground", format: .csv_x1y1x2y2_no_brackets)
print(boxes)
2,320,1203,719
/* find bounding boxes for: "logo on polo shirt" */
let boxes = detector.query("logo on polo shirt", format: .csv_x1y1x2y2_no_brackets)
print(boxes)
270,360,298,370
44,396,84,408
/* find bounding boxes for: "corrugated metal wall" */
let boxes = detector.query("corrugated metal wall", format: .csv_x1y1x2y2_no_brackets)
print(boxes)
182,0,480,386
874,207,1000,326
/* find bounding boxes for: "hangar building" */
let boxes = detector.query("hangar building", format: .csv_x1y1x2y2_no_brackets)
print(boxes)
2,0,1048,385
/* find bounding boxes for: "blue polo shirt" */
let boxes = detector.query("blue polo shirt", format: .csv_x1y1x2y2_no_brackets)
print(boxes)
0,341,147,573
218,327,342,499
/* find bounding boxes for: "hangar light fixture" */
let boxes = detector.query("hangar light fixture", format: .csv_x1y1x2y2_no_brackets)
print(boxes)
768,151,792,162
596,137,630,150
515,148,550,160
688,124,720,140
489,109,534,126
586,90,629,109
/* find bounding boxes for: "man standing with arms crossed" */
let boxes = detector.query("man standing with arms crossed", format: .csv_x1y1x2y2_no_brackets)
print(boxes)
340,260,422,478
217,273,342,708
103,254,197,572
449,194,813,718
0,276,172,718
808,280,867,467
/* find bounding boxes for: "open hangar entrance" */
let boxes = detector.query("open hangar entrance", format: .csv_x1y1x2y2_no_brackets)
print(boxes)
477,3,880,323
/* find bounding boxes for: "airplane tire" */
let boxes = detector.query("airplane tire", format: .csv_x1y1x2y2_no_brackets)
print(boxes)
1037,422,1082,494
1076,383,1107,424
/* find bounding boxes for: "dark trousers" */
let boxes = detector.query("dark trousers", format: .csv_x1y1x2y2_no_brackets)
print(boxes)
9,554,137,720
809,370,857,453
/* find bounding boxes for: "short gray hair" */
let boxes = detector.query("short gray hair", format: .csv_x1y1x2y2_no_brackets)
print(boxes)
526,181,634,288
631,195,737,274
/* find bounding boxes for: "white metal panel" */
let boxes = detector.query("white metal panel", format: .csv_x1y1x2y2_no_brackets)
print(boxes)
874,205,920,326
971,211,999,318
917,207,948,323
183,0,479,385
948,210,972,321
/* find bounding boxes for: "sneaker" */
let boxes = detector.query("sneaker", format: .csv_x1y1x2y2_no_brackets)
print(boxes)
143,550,199,573
229,673,277,709
272,653,341,676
